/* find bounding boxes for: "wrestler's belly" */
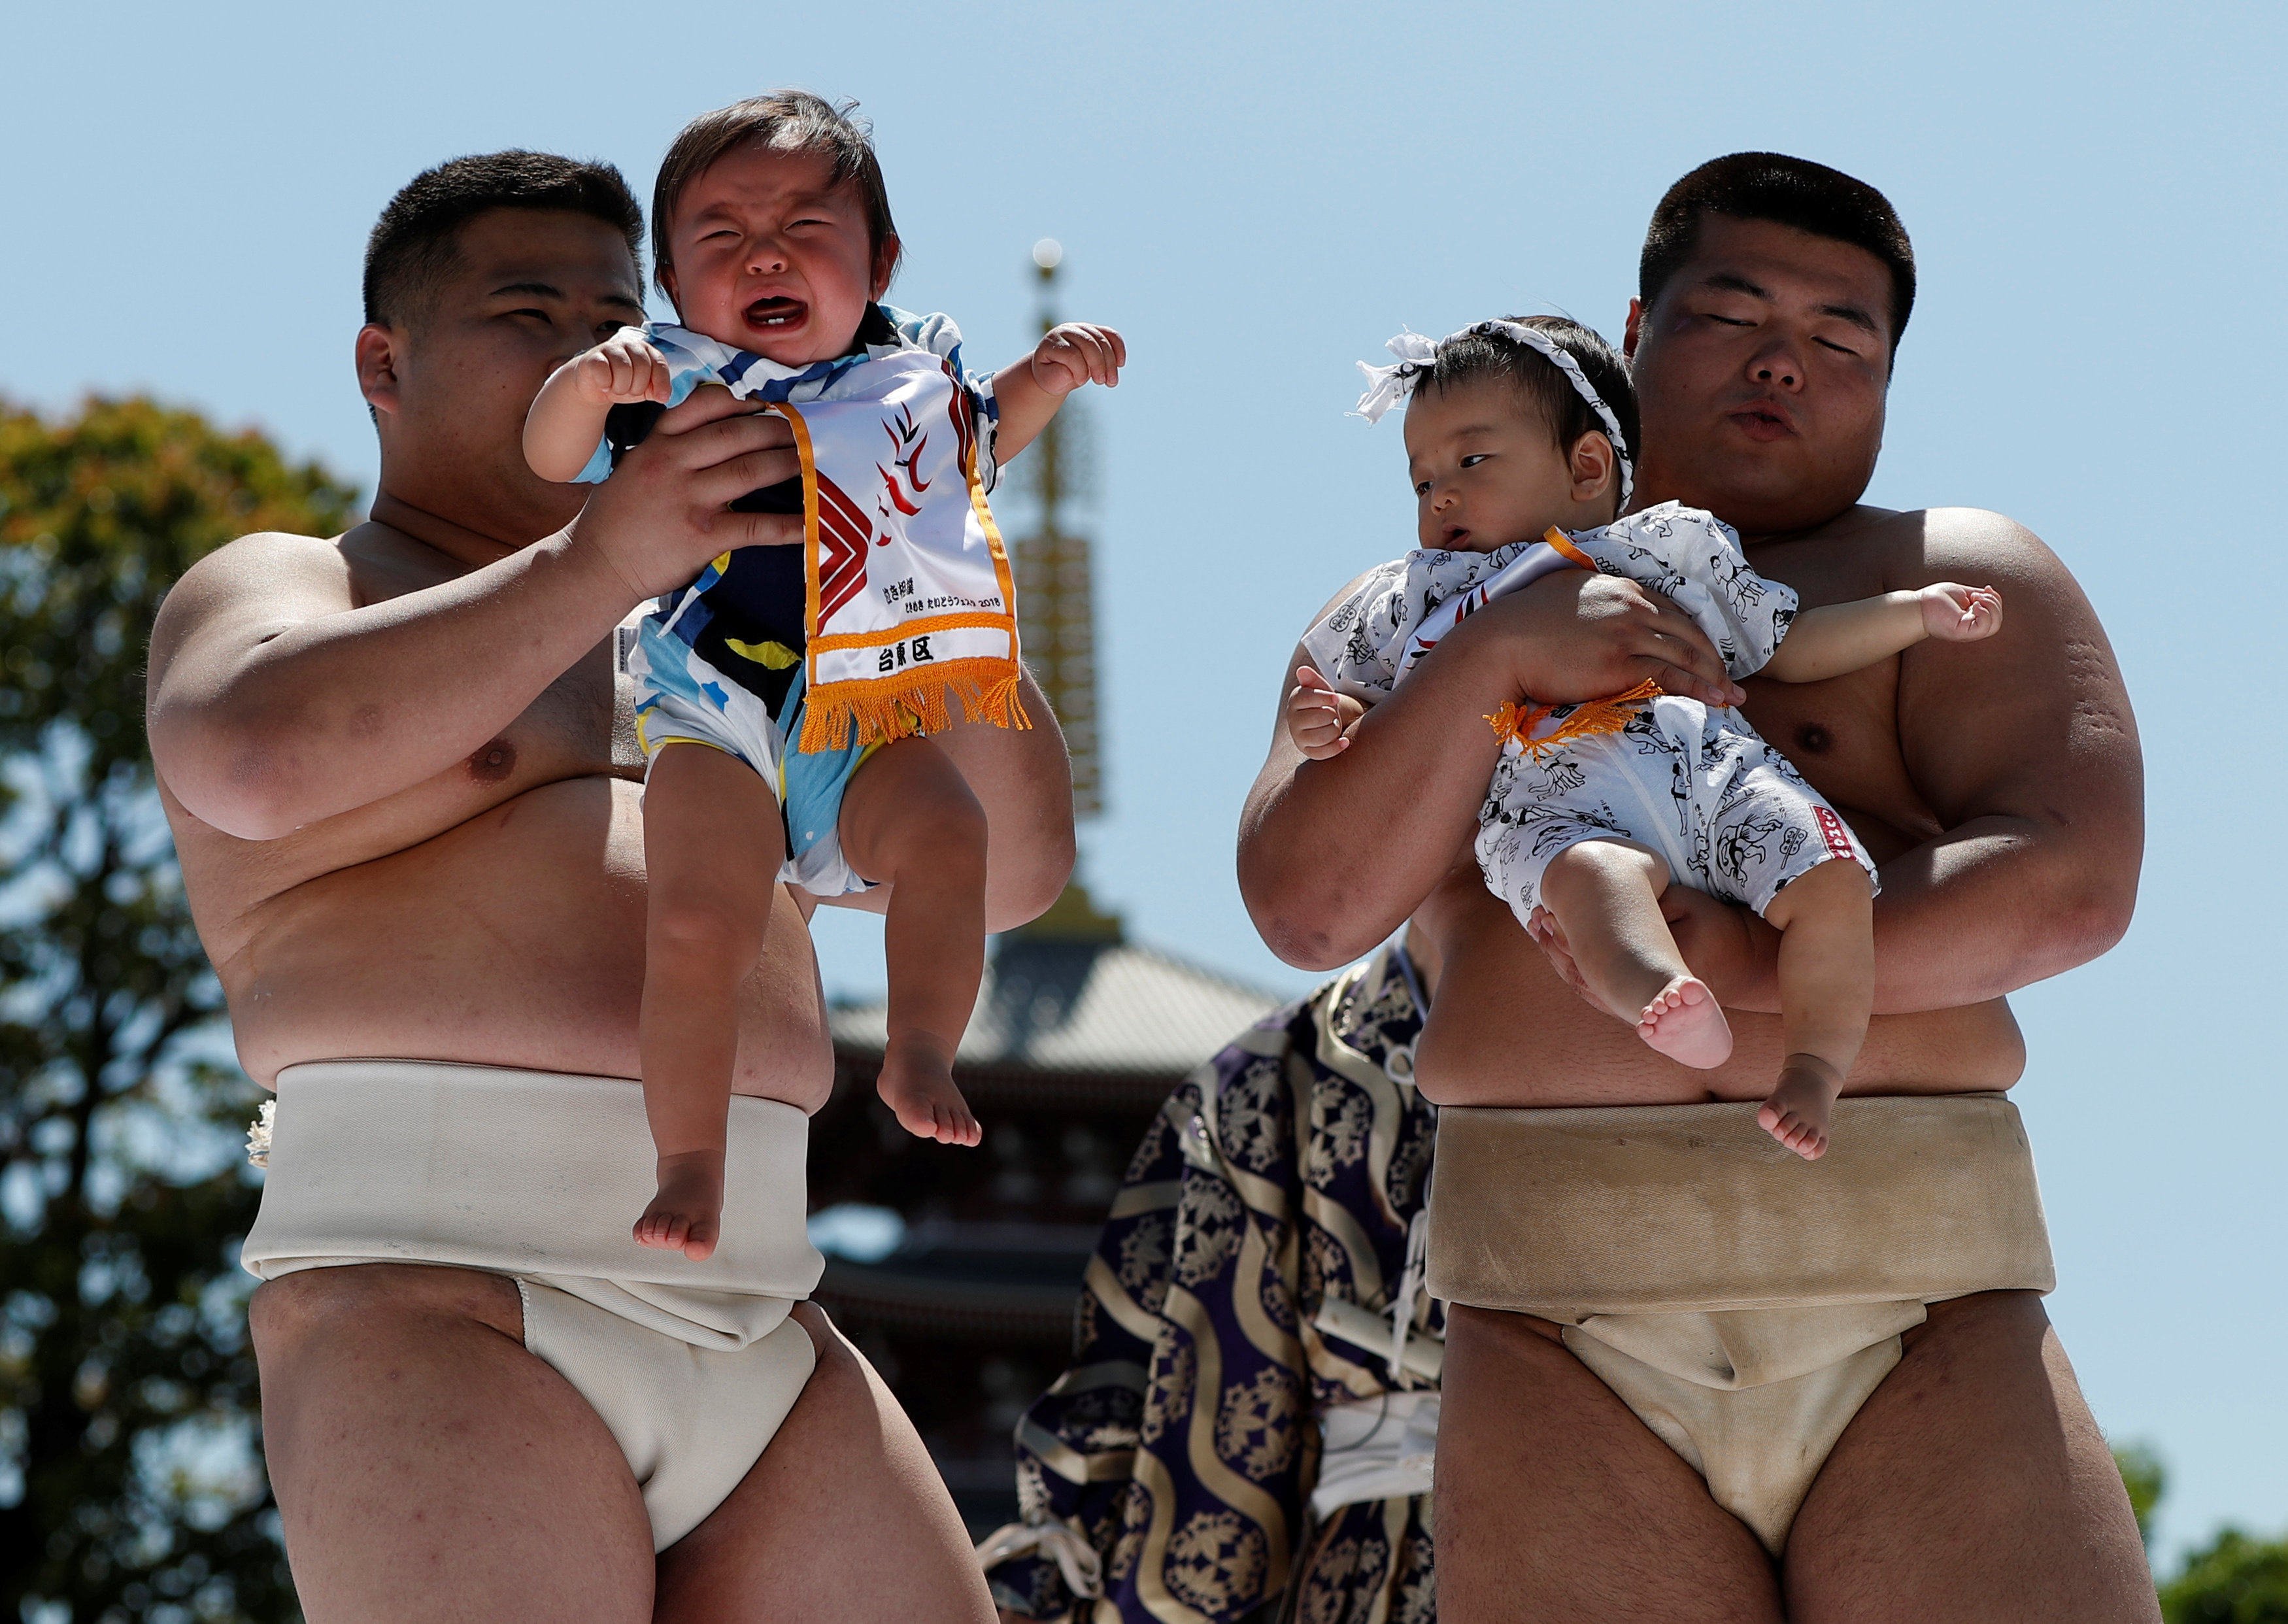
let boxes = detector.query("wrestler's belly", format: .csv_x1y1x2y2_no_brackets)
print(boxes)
216,777,832,1108
1417,879,2025,1109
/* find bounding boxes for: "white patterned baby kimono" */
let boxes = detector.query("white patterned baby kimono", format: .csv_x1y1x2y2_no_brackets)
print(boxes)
1301,502,1878,922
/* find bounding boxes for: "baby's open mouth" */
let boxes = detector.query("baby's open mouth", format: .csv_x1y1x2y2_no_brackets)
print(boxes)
745,296,805,330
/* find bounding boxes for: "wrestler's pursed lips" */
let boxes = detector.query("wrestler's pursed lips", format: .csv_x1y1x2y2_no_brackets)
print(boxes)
1726,395,1799,441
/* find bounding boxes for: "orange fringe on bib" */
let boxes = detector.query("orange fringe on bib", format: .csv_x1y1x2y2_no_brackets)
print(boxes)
798,660,1033,754
1485,677,1664,758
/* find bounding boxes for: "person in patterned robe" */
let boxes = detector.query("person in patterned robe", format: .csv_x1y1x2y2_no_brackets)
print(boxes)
981,936,1443,1624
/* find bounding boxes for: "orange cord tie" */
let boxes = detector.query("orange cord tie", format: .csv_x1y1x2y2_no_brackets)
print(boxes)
1485,677,1664,758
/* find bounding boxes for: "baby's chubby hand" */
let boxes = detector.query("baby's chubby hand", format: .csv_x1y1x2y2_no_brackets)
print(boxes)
1030,323,1126,397
1286,666,1366,760
1917,583,2004,642
564,326,675,405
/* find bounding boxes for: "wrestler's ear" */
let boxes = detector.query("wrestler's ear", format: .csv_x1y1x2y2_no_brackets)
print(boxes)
356,324,403,420
1623,297,1645,360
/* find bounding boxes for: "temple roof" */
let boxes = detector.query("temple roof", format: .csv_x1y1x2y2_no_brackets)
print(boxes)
829,935,1284,1081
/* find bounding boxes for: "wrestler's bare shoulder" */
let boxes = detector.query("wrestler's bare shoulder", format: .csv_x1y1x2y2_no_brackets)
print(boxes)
152,516,533,681
150,527,354,679
1755,503,2077,602
152,518,629,983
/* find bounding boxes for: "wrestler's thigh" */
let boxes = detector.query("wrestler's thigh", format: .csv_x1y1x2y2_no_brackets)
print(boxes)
654,1302,994,1624
250,1263,653,1623
1436,1305,1783,1624
1787,1290,2158,1624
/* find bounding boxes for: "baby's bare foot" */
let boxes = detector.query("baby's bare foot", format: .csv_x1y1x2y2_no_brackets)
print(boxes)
1636,976,1733,1069
1758,1056,1843,1160
635,1149,726,1260
878,1038,981,1147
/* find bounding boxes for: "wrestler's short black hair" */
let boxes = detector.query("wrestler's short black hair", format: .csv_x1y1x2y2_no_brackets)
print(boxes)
363,151,645,328
1640,153,1915,352
651,91,901,300
1410,316,1640,476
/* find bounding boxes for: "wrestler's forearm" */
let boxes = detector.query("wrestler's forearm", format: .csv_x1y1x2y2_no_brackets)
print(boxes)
1244,570,1742,970
1241,651,1507,970
154,533,635,839
1868,815,2138,1010
1708,814,2139,1017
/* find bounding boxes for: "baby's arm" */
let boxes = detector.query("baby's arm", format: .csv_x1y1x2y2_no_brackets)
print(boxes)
1761,583,2003,683
1286,666,1368,760
990,323,1125,464
524,328,675,482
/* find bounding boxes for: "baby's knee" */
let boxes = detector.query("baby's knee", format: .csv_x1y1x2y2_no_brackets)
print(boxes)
1766,860,1876,933
1538,838,1655,902
881,775,989,881
1785,856,1873,913
649,888,766,962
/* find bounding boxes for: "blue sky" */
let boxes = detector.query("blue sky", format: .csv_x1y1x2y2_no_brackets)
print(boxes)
4,0,2282,1566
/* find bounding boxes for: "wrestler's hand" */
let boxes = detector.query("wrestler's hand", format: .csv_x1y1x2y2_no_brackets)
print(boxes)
1918,582,2004,642
1452,569,1745,709
1286,666,1365,758
565,326,673,405
569,386,805,601
1030,322,1126,396
1523,904,1596,1006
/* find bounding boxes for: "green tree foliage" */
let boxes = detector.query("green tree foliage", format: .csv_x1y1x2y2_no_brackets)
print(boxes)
2162,1530,2288,1623
2120,1442,2168,1549
2112,1441,2288,1621
1,396,356,1621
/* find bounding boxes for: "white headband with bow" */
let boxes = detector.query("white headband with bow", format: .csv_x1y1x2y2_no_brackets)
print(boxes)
1353,321,1634,507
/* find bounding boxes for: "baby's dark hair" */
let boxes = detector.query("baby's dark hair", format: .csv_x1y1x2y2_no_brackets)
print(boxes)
651,90,900,299
1409,315,1638,475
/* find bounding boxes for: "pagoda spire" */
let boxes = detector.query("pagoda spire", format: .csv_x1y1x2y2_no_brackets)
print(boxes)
1010,239,1120,942
1015,239,1102,821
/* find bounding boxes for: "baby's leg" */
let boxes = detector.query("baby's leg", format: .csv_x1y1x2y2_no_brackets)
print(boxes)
1538,839,1732,1069
1755,858,1875,1159
837,737,987,1147
636,743,786,1259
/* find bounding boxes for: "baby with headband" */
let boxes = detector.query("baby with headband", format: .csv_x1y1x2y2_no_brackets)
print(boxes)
1290,318,2001,1156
